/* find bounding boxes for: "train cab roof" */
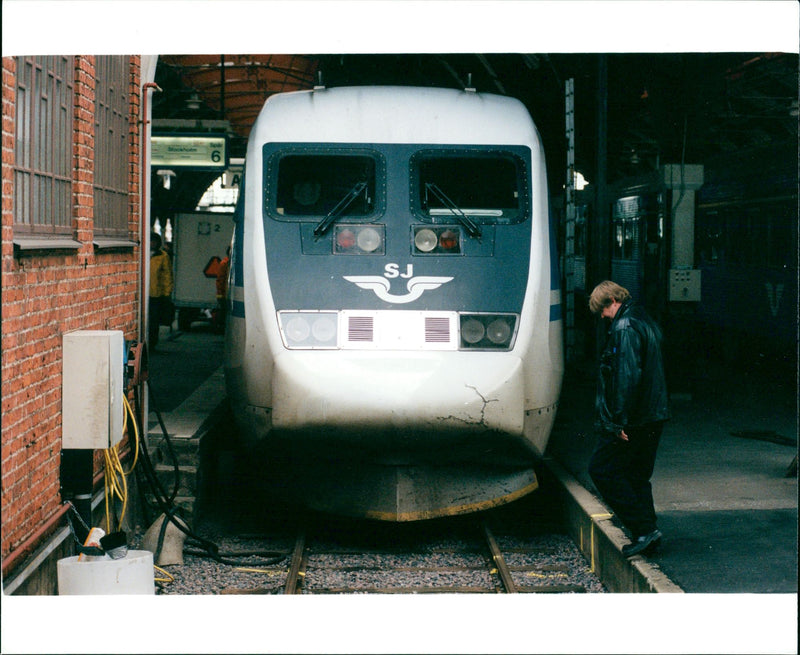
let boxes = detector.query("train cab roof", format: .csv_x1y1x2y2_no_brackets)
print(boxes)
249,85,543,148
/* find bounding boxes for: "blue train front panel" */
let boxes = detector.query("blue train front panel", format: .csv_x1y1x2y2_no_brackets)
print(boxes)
264,143,531,322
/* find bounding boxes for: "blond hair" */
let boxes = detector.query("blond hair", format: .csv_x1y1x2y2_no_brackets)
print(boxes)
588,280,631,314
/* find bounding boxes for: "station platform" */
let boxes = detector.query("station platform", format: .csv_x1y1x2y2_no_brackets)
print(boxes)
146,323,798,595
547,351,797,595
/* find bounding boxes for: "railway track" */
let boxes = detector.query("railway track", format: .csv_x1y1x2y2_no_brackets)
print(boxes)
145,443,606,595
171,507,606,596
276,519,594,594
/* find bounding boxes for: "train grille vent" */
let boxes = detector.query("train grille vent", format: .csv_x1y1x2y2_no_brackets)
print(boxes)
348,316,374,342
425,317,451,343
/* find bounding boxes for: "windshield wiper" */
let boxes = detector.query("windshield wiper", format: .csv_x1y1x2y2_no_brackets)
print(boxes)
313,181,368,237
424,182,482,239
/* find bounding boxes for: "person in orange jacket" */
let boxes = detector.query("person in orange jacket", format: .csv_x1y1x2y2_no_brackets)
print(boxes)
213,246,231,334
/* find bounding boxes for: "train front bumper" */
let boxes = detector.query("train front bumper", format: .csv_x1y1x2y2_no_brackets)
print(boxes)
271,349,525,442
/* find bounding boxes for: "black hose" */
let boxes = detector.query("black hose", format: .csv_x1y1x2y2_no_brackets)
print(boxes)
146,382,181,503
133,385,286,567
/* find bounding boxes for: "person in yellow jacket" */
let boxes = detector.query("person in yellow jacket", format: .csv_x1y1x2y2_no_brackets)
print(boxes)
149,232,174,349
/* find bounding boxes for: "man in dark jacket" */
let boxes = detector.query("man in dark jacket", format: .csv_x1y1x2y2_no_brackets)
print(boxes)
587,280,670,557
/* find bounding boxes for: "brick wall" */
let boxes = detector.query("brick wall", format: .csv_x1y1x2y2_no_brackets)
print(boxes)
1,56,142,566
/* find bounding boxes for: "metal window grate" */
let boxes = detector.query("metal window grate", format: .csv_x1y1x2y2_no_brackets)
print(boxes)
13,56,75,235
94,56,130,237
348,316,374,342
425,317,451,342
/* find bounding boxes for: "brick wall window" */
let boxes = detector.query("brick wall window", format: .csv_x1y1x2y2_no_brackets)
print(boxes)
13,56,75,236
93,56,130,238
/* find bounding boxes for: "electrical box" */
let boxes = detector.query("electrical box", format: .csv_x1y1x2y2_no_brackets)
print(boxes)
669,269,702,302
62,331,124,449
662,164,704,190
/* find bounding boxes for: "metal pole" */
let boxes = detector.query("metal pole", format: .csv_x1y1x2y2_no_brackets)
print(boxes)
564,78,576,362
591,56,609,360
220,55,225,118
593,55,609,286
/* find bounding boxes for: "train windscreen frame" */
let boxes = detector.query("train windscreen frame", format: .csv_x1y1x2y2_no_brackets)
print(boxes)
266,147,385,223
410,148,530,225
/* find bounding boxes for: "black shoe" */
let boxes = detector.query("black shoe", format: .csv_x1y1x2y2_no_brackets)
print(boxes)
622,529,662,557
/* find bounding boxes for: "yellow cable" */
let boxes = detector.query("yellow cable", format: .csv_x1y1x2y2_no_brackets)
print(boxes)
154,565,174,584
234,567,282,575
103,394,139,533
104,446,127,531
122,394,140,474
104,461,111,532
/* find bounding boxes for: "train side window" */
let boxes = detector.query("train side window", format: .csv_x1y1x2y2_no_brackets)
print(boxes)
411,150,529,224
268,151,383,221
611,196,642,261
574,205,588,257
698,209,723,264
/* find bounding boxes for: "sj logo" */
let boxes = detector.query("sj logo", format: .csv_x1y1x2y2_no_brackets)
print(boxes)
384,263,413,279
344,263,453,304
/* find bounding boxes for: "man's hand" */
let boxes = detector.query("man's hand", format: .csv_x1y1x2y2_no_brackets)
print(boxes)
618,429,629,442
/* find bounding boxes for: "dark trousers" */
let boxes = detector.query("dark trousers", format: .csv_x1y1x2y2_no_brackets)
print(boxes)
588,422,663,537
148,296,170,348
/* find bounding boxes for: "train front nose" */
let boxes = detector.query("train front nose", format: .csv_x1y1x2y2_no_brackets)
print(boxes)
271,350,525,439
261,350,540,522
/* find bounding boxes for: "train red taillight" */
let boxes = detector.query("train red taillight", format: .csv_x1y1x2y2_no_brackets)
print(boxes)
335,228,356,250
334,225,385,255
438,229,459,251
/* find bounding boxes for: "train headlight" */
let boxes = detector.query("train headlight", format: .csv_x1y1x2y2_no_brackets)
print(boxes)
357,227,382,253
279,311,339,348
461,318,486,344
486,318,512,344
284,316,311,343
459,313,518,350
414,228,438,252
311,314,337,342
413,226,461,254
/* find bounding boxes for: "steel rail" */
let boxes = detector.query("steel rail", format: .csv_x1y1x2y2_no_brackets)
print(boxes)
481,522,518,593
284,530,307,595
218,515,589,595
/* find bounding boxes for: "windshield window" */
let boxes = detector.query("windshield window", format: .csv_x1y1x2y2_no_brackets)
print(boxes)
413,151,527,224
271,152,378,220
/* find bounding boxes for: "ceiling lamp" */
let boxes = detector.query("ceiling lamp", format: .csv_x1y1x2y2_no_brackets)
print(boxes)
186,93,201,111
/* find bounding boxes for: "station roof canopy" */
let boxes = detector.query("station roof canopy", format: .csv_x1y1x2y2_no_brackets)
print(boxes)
154,55,320,143
151,52,798,211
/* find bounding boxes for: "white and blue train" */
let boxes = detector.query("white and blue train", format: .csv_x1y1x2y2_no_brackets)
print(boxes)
224,85,563,521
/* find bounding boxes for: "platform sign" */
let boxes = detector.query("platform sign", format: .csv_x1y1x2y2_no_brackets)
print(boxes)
221,167,243,189
151,135,228,170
